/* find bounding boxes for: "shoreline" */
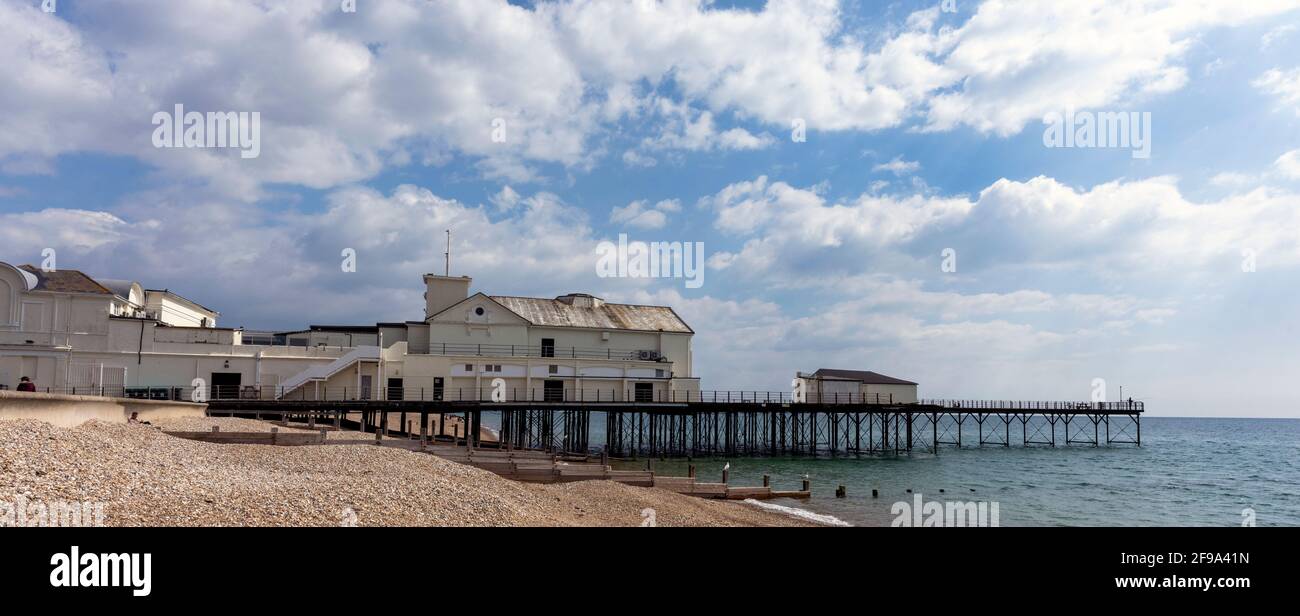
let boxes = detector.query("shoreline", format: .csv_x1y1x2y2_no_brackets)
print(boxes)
0,417,821,527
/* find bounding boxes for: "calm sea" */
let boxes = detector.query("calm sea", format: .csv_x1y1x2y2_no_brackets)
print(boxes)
613,417,1300,526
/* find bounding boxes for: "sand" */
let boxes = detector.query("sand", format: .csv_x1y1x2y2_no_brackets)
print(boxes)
0,417,814,527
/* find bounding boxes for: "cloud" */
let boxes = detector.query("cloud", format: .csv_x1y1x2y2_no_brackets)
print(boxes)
1276,149,1300,179
1,183,606,327
5,0,1291,194
609,199,681,230
910,0,1298,135
873,156,921,176
700,175,972,273
1255,67,1300,114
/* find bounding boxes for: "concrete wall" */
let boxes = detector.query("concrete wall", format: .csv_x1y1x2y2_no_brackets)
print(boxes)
0,390,206,428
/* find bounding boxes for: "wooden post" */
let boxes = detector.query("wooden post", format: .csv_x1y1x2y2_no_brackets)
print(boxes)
722,467,729,484
407,420,414,440
319,429,327,444
762,474,770,487
211,426,220,433
835,485,846,498
334,410,341,429
688,464,696,478
374,428,381,445
801,477,811,492
308,411,316,429
271,427,278,446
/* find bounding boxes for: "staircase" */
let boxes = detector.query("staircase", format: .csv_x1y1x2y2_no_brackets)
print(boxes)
277,346,380,398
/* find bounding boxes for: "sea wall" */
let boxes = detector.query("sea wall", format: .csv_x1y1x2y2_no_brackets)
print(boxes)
0,390,206,428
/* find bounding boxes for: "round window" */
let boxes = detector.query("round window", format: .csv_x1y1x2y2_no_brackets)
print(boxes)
475,307,485,316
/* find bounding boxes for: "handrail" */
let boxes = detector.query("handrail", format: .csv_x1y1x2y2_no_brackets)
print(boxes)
20,385,1142,412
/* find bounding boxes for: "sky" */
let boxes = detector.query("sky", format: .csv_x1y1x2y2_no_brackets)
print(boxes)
2,0,1300,416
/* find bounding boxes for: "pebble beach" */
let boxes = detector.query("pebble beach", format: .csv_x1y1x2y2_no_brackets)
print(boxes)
0,417,811,527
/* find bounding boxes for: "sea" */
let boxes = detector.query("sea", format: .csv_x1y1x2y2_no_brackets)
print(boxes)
611,417,1300,527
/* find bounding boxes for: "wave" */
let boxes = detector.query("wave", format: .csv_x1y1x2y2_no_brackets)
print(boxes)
743,499,853,527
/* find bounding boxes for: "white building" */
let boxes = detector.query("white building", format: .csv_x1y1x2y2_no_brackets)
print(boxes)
795,368,918,404
1,261,698,402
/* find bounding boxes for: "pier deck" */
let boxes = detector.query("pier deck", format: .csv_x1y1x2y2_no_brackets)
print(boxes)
179,387,1143,457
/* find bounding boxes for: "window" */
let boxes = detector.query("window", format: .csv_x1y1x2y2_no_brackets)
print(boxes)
484,364,502,373
541,338,555,358
548,364,559,374
655,369,665,378
474,306,485,316
464,363,473,371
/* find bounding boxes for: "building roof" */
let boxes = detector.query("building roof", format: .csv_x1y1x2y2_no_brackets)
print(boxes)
489,295,693,333
18,265,113,295
145,288,220,316
308,325,378,333
96,278,140,301
810,368,917,386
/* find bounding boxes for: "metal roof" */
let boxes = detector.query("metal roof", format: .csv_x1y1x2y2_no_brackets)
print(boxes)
810,369,917,386
490,296,693,333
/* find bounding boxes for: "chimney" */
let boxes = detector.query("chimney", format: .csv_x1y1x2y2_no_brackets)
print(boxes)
424,274,471,319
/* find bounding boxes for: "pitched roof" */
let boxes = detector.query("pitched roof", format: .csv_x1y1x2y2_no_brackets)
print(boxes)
18,265,113,295
811,369,917,386
489,295,693,333
96,278,140,301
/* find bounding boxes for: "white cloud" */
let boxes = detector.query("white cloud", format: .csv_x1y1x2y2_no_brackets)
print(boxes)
702,171,1300,283
873,156,921,176
0,184,605,326
1276,149,1300,179
911,0,1298,135
610,199,681,230
1,0,1295,193
1255,67,1300,114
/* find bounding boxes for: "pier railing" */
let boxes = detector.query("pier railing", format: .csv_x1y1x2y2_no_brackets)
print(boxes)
18,385,1142,412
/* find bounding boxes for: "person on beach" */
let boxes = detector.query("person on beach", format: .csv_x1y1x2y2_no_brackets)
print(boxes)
16,377,36,392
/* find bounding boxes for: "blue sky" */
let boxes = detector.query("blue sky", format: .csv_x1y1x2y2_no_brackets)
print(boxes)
3,0,1300,415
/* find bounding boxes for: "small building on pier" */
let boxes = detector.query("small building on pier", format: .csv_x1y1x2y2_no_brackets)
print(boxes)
796,368,918,404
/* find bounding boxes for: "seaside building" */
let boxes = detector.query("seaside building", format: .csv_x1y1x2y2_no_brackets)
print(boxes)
795,368,918,404
0,261,698,402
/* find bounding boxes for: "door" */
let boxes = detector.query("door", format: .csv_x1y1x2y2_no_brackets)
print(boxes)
634,382,654,402
360,375,372,400
210,372,242,400
387,377,403,401
544,379,564,402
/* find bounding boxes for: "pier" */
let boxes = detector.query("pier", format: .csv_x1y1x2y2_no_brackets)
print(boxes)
181,386,1143,457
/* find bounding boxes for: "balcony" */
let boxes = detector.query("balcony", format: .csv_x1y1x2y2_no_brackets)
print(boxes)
421,342,667,362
